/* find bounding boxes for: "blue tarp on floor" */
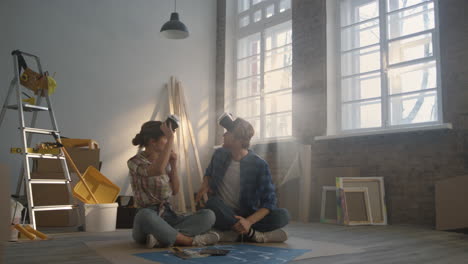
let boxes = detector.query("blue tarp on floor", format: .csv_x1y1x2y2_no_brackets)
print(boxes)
134,244,310,264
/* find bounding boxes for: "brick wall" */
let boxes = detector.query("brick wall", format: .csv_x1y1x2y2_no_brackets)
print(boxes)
289,0,468,226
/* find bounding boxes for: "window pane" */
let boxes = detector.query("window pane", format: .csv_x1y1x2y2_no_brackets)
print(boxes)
265,21,292,50
264,67,292,93
265,45,292,71
266,4,275,18
279,0,291,12
254,10,262,22
236,97,261,118
237,56,260,79
238,0,249,13
387,0,432,12
389,33,433,65
253,0,264,5
239,15,250,27
238,34,260,59
388,2,434,39
341,19,380,51
341,46,381,76
237,76,261,99
340,0,379,27
342,72,381,102
266,112,292,138
390,90,437,125
265,90,292,114
388,60,436,95
246,118,260,141
342,100,382,130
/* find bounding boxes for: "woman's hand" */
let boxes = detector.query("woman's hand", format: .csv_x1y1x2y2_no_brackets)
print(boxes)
160,122,174,139
169,151,177,164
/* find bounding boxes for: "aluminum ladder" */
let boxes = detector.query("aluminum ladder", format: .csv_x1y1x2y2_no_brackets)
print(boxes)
0,50,76,229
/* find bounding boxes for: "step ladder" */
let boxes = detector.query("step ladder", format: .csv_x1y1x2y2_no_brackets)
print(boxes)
0,50,77,229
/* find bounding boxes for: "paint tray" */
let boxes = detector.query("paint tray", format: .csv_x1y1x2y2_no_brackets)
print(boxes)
73,166,120,204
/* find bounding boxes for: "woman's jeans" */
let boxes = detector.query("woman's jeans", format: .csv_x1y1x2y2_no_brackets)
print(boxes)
132,205,216,247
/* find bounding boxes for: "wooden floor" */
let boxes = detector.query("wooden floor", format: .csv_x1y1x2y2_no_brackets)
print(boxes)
3,223,468,264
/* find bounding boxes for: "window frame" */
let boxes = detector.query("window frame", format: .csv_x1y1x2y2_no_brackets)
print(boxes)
336,0,443,134
234,0,293,142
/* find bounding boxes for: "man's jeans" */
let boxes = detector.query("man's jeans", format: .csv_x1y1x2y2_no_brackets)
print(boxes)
205,196,290,232
132,206,215,247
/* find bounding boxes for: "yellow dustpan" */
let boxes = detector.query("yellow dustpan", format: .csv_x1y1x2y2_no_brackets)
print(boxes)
73,166,120,204
53,133,99,204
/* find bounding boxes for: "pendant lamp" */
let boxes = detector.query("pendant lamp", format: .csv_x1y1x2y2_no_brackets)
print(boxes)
160,0,189,39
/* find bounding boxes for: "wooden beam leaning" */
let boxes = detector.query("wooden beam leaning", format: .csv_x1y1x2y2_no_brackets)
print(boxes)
178,82,207,202
168,77,186,213
175,81,196,212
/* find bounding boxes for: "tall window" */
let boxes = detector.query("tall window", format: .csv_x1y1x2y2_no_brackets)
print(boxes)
338,0,441,132
235,0,292,141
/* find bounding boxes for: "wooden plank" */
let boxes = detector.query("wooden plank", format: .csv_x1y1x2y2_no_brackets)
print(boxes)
178,82,207,202
168,78,186,213
298,145,312,222
175,82,195,212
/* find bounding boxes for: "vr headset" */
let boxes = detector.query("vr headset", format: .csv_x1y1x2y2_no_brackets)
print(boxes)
165,114,180,131
218,112,235,132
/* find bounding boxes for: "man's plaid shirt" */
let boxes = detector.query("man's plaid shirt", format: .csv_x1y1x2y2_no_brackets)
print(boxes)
127,152,172,208
205,147,277,216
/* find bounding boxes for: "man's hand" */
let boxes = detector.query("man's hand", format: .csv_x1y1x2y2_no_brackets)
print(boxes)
233,216,252,235
196,176,211,203
195,184,210,203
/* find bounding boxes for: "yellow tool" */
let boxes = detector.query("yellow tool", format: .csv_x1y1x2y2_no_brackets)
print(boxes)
22,97,36,105
10,142,61,155
13,224,49,240
24,225,48,240
47,75,57,95
14,224,36,240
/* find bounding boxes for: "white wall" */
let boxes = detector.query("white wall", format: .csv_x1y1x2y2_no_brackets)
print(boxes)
0,0,217,196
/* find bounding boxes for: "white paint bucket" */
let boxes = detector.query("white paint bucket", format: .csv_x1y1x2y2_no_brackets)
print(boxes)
84,203,118,232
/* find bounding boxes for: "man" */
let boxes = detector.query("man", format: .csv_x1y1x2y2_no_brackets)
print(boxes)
196,114,289,243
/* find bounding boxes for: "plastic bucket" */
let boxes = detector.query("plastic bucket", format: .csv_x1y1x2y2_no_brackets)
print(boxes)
10,199,24,241
84,203,118,232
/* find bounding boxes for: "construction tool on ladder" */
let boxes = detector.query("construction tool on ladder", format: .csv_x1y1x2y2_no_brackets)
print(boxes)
0,50,77,230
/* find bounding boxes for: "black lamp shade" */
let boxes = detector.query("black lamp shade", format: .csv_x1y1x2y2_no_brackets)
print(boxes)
160,12,189,39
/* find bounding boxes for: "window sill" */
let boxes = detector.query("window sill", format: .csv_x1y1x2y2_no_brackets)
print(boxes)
212,137,296,149
314,123,453,141
251,136,296,146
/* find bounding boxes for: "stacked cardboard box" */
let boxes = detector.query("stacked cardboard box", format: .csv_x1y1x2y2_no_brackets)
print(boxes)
32,147,100,227
436,176,468,231
1,164,10,251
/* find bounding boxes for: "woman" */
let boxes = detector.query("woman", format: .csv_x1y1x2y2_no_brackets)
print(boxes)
128,120,219,248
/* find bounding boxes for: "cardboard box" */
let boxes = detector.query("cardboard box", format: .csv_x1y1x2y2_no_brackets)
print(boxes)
436,175,468,230
1,164,10,244
31,172,77,227
34,147,100,174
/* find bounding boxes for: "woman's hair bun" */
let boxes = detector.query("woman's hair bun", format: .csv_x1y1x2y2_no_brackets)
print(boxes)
132,133,143,146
